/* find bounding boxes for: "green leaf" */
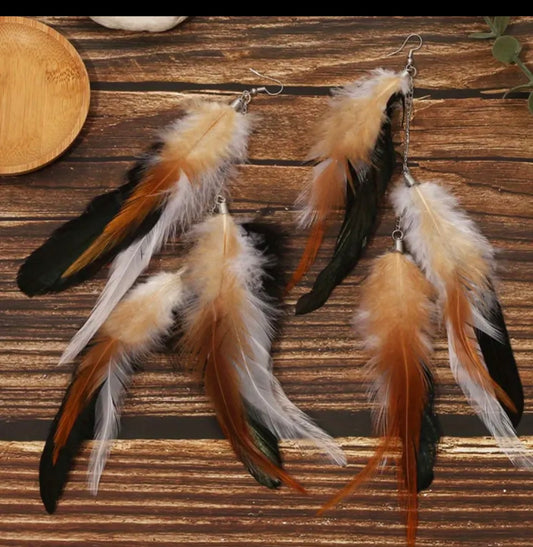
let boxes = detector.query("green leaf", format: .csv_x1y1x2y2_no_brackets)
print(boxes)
492,35,522,64
469,31,496,39
528,92,533,114
493,16,511,35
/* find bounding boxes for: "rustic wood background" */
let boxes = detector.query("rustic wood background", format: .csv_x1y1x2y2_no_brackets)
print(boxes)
1,16,532,546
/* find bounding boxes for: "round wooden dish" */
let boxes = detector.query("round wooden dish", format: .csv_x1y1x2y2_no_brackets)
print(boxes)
0,17,90,175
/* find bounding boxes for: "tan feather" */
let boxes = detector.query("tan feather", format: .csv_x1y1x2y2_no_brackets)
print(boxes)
181,213,305,492
320,251,434,547
63,102,239,278
289,70,408,289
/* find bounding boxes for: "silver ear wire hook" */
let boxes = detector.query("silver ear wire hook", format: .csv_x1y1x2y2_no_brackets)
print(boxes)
231,69,284,112
387,33,423,76
247,68,284,96
387,33,423,59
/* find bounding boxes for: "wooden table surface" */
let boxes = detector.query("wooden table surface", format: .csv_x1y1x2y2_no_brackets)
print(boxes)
1,16,532,546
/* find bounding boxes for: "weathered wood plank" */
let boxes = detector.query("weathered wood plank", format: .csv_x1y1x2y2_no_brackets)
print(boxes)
0,439,532,546
1,159,531,421
0,92,528,162
33,16,533,93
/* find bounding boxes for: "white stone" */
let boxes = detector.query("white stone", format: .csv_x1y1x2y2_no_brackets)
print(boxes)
89,16,188,32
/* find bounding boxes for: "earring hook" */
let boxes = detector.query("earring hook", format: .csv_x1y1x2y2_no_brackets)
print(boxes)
248,68,284,96
387,33,423,58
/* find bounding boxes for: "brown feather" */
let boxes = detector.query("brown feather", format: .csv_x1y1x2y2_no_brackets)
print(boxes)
181,214,305,493
445,277,515,413
320,252,433,546
62,104,236,278
53,337,120,463
285,220,325,293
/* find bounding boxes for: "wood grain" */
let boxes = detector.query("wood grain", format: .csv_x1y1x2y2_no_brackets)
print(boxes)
0,17,90,175
1,439,532,546
0,15,531,546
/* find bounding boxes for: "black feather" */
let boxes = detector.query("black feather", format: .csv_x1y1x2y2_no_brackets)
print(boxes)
416,367,441,492
39,385,100,514
295,105,396,315
243,405,283,489
475,296,524,428
17,146,163,296
240,222,287,304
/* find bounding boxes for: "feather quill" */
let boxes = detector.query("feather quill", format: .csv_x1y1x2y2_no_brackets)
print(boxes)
40,271,185,513
181,211,345,490
50,101,251,366
287,69,409,309
392,181,531,467
319,250,439,547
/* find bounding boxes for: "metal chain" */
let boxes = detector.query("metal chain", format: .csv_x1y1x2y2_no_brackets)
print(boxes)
394,55,418,250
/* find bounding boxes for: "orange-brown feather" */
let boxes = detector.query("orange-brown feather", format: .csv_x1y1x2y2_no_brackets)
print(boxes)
182,214,304,492
445,278,515,412
320,253,432,547
52,337,120,464
287,158,349,292
184,300,305,493
286,221,325,293
62,160,183,278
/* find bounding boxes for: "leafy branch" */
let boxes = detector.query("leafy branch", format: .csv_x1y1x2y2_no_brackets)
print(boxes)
471,16,533,113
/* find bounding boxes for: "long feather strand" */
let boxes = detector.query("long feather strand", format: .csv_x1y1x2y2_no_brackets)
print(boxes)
319,251,437,547
392,181,531,468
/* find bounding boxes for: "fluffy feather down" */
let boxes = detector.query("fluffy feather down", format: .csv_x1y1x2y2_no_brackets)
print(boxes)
58,101,251,366
181,214,345,484
320,251,436,547
392,181,531,468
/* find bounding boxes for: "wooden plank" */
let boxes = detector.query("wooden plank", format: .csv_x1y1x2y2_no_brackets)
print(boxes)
34,16,533,92
1,158,530,421
0,92,528,162
1,439,532,546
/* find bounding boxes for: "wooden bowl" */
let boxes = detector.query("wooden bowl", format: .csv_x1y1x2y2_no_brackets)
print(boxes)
0,16,90,175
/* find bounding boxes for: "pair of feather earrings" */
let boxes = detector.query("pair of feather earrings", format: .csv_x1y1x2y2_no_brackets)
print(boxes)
288,36,531,546
20,85,345,513
17,37,530,545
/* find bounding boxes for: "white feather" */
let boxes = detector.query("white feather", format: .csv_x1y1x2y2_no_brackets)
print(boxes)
87,270,185,492
391,181,495,297
59,109,251,366
392,181,531,467
332,68,410,100
231,224,346,465
448,335,532,468
89,354,132,494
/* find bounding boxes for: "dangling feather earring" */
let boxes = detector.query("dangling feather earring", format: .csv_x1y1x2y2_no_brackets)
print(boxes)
318,34,530,547
387,38,531,469
21,79,281,369
180,196,346,491
286,65,410,314
40,270,186,513
318,231,441,547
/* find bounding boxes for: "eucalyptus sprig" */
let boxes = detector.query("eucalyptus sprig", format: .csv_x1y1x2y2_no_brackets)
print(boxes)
471,16,533,113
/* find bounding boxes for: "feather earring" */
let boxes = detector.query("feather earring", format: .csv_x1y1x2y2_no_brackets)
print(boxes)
18,82,272,369
40,270,186,513
286,68,410,314
392,180,531,467
180,197,346,491
319,34,530,547
318,233,441,547
386,38,531,469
